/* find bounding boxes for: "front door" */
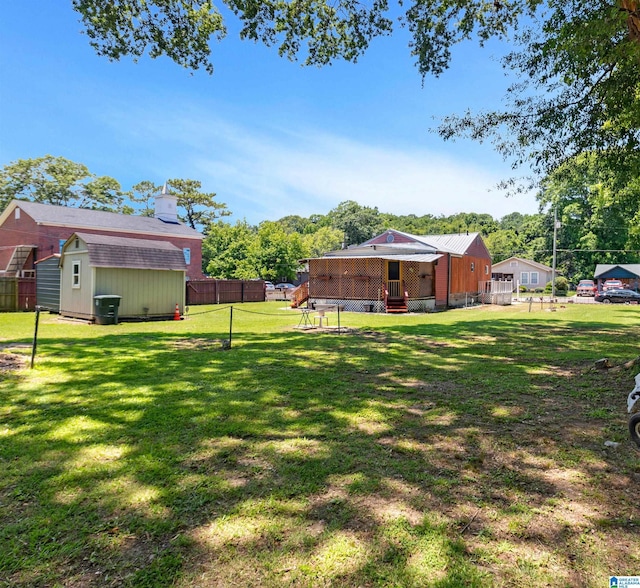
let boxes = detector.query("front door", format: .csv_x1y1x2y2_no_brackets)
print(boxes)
387,261,401,297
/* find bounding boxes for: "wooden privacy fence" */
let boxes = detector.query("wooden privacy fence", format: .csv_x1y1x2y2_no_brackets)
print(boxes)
186,279,266,305
0,277,36,311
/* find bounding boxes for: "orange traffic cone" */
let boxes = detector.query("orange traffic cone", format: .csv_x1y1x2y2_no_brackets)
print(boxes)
173,303,180,320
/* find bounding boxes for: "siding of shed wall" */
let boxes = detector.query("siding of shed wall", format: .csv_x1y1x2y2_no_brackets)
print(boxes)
94,268,185,317
36,258,61,312
60,251,94,318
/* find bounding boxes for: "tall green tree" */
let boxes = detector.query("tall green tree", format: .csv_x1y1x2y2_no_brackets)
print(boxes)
203,220,257,278
0,155,127,212
538,152,640,279
250,221,305,281
302,226,344,258
166,178,230,231
327,200,382,247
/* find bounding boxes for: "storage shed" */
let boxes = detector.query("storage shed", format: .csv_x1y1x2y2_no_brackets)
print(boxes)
35,254,61,312
59,233,187,322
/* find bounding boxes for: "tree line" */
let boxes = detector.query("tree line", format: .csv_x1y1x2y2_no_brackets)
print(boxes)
2,155,639,284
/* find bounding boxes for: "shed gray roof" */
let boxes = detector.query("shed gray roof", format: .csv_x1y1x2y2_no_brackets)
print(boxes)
66,233,187,271
5,199,202,240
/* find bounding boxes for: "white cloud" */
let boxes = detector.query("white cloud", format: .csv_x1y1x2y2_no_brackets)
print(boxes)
109,102,538,223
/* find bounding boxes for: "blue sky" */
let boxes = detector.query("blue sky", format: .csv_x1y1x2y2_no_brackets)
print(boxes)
0,2,540,225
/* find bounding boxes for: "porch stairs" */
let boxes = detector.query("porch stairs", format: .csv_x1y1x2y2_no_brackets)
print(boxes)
4,246,35,277
384,280,408,313
290,282,309,308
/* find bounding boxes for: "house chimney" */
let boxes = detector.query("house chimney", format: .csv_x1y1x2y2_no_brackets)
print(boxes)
154,183,179,224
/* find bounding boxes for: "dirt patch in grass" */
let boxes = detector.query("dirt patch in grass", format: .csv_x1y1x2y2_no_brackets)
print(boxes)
0,351,27,372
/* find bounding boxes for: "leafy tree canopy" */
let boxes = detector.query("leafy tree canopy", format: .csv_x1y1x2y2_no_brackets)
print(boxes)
0,155,127,212
438,0,640,179
166,178,230,231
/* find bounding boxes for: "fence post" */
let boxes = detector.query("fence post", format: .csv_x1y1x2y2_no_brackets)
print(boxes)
228,306,233,349
337,305,341,334
30,306,40,369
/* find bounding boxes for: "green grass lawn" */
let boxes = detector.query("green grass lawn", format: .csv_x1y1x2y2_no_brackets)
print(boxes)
1,302,639,587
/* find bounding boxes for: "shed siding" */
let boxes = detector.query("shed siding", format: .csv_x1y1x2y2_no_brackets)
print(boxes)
36,257,61,312
94,268,185,317
60,251,94,318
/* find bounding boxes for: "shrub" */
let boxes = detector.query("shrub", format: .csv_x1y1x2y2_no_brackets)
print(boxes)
545,277,568,295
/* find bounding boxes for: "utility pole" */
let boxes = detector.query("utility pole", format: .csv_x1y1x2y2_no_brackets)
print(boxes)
551,208,561,299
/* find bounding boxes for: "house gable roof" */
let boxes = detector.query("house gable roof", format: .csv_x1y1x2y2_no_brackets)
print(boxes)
1,199,203,240
492,256,553,272
62,232,187,271
363,229,484,256
594,264,640,279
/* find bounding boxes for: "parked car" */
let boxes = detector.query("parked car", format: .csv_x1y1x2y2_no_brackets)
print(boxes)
602,279,624,291
275,283,296,289
576,279,597,296
264,281,275,290
595,289,640,304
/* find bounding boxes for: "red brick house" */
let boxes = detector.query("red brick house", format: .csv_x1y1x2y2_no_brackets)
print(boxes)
0,190,205,280
298,229,492,312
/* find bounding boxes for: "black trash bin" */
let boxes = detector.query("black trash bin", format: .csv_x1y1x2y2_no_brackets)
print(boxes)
94,295,122,325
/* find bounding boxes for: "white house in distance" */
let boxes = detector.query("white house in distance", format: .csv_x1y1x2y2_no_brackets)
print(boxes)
491,257,554,291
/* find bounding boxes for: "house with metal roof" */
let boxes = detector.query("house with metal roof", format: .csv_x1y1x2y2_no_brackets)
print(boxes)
294,229,492,312
0,189,205,281
59,232,187,322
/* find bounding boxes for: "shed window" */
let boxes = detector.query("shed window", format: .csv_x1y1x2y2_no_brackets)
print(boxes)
520,272,529,285
485,264,489,275
530,272,539,285
72,261,81,288
510,261,518,267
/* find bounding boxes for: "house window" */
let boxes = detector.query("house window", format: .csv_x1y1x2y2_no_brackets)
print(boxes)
183,248,191,265
59,239,66,252
72,261,81,288
485,264,489,275
520,272,529,285
15,208,20,220
470,262,475,272
75,238,80,249
530,272,539,285
510,261,518,267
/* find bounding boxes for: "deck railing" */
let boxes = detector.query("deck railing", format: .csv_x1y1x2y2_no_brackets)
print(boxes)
386,280,402,297
290,282,309,308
